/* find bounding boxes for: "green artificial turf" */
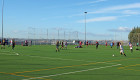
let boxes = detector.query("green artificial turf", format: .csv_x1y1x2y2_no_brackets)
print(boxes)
0,45,140,80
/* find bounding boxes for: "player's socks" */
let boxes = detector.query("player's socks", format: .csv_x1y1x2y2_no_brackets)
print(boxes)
120,53,122,55
131,50,133,53
124,54,126,56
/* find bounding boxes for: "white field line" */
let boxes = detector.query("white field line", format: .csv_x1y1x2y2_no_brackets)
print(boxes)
29,55,95,62
0,51,94,62
22,64,121,80
0,51,115,64
27,55,116,64
0,53,17,55
0,51,19,55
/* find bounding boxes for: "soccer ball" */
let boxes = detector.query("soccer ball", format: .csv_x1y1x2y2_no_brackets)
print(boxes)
16,53,19,55
112,54,115,56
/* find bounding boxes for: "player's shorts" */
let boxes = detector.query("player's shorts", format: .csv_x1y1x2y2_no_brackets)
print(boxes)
3,42,5,46
120,50,124,53
56,46,59,49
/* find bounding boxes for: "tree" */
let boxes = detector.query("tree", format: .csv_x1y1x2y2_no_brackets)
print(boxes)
128,27,140,46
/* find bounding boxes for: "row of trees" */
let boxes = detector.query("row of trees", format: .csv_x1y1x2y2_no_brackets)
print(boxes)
128,27,140,45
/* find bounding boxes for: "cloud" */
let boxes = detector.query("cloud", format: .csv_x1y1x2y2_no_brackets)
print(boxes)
78,16,117,23
122,10,140,15
109,27,132,32
89,3,140,14
76,0,107,5
90,0,107,4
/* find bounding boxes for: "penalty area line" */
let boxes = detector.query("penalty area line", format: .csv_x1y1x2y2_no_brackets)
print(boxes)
22,64,121,80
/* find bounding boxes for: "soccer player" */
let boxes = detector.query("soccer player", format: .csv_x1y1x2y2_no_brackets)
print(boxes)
136,42,139,48
25,40,28,46
129,43,133,53
10,39,13,46
56,41,60,52
110,42,113,48
65,41,68,49
86,41,88,47
106,42,107,47
60,41,64,50
119,43,126,56
79,41,82,46
113,42,114,46
117,42,120,49
96,41,99,49
12,39,15,50
1,39,6,49
30,40,32,46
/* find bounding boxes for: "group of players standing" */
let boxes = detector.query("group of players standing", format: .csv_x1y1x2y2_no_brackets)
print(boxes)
1,39,16,50
56,41,68,52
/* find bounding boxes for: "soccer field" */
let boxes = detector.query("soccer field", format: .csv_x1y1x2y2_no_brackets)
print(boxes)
0,45,140,80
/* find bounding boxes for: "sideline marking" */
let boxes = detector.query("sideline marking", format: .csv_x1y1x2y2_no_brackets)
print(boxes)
14,61,111,74
0,72,52,80
14,57,140,74
118,64,140,71
22,64,121,80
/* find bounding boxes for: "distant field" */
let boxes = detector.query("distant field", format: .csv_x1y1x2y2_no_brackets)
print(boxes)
0,45,140,80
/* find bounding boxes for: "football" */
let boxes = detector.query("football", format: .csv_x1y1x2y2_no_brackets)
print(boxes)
112,54,115,56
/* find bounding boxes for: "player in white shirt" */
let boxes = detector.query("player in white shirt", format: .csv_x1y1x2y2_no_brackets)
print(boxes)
129,43,133,53
10,39,13,46
119,43,126,56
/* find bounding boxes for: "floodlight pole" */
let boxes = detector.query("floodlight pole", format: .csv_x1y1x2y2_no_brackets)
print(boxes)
84,12,87,45
77,31,79,40
64,31,65,40
58,29,59,40
2,0,4,44
46,29,48,44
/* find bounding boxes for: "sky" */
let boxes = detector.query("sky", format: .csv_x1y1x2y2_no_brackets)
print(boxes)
0,0,140,40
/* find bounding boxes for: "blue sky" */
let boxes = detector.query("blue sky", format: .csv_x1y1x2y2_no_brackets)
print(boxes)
0,0,140,40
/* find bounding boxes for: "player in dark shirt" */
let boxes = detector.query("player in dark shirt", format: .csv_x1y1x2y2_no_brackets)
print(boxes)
96,41,99,49
12,39,15,50
56,41,60,52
